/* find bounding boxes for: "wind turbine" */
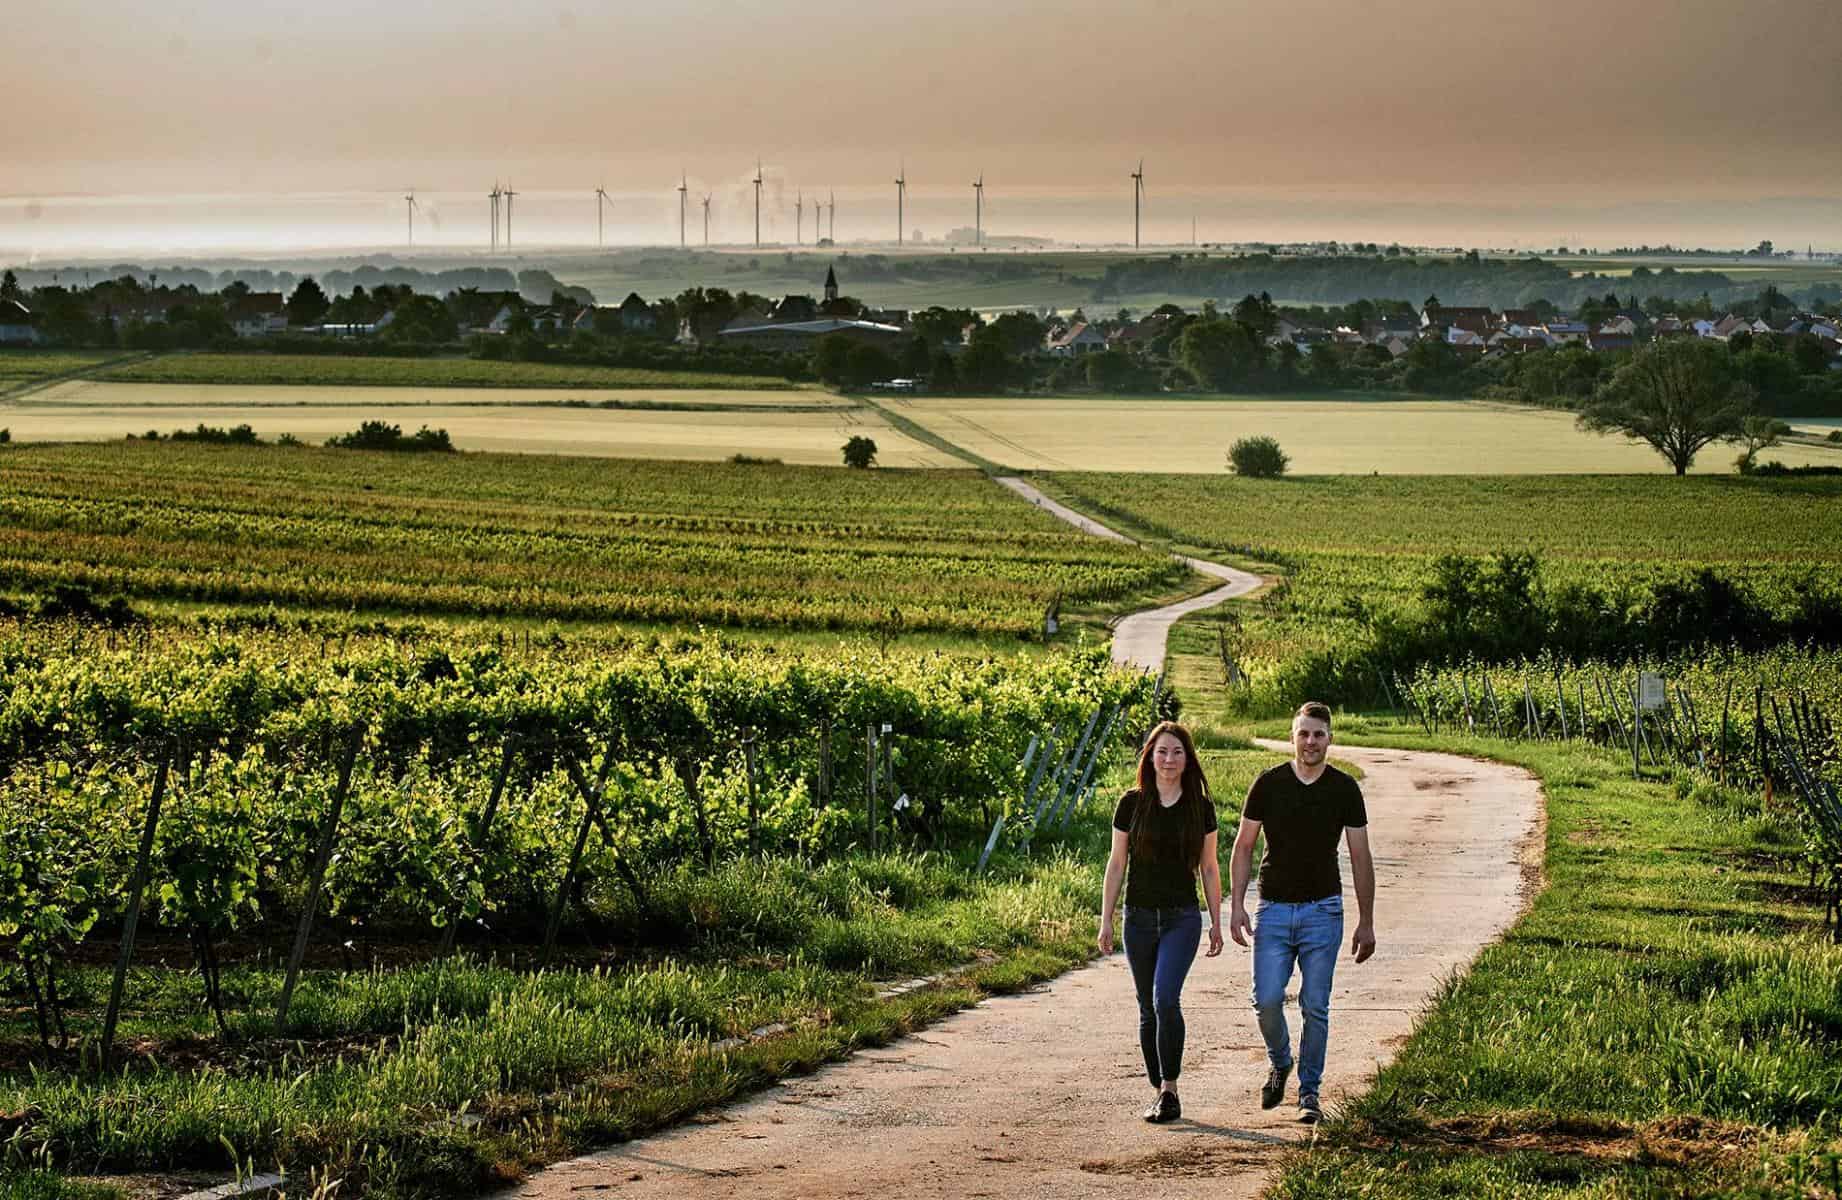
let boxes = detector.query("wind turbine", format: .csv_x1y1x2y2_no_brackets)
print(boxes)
894,163,906,246
489,183,501,253
677,174,688,249
701,193,712,247
828,190,835,242
752,160,764,248
795,190,804,247
405,189,419,248
595,184,610,248
973,173,984,248
813,198,821,244
1131,160,1144,249
503,183,518,252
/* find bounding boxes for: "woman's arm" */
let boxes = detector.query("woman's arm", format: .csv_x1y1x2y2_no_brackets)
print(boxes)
1198,829,1224,956
1097,828,1130,954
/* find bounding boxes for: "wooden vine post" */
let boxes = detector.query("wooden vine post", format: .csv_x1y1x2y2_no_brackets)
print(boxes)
98,753,171,1073
275,724,364,1030
438,736,518,960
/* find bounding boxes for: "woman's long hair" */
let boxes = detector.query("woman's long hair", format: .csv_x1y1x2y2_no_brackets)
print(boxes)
1128,721,1212,871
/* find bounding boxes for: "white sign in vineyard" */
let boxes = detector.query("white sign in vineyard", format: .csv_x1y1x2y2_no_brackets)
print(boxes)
1637,672,1668,711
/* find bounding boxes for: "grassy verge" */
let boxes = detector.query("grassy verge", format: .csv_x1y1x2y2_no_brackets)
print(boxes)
1250,718,1842,1199
92,353,799,391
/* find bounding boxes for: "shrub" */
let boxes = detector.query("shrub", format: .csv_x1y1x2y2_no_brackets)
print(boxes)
1829,429,1842,443
1227,435,1289,478
0,427,9,444
327,420,455,453
842,435,878,469
728,453,783,465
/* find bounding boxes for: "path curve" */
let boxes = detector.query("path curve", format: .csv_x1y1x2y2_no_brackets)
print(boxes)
993,476,1264,670
510,744,1542,1200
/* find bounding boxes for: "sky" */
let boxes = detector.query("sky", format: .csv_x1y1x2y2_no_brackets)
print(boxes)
5,0,1841,255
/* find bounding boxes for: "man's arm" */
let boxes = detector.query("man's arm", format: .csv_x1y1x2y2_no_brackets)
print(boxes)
1227,816,1261,946
1346,825,1375,962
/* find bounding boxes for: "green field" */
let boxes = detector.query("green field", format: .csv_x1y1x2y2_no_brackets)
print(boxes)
91,352,798,391
0,351,128,383
0,442,1178,636
1042,472,1842,712
899,395,1842,474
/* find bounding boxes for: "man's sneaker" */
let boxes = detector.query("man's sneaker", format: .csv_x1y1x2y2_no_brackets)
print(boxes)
1297,1092,1322,1124
1260,1063,1291,1110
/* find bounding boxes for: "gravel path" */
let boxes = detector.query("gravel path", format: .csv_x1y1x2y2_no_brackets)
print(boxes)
508,481,1545,1200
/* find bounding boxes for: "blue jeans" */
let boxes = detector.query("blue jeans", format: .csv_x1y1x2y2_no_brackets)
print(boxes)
1252,895,1343,1095
1123,904,1202,1087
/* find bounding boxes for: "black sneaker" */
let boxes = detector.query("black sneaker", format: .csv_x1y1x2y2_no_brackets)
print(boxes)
1298,1092,1321,1124
1142,1090,1181,1123
1261,1063,1291,1110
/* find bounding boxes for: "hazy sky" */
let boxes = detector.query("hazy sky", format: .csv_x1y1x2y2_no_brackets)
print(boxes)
6,0,1841,251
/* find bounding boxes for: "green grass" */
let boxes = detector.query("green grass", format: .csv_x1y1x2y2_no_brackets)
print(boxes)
1234,722,1842,1198
0,352,127,383
92,353,799,391
0,442,1180,637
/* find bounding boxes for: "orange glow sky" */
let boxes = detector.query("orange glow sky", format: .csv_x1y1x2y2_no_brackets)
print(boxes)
5,0,1841,251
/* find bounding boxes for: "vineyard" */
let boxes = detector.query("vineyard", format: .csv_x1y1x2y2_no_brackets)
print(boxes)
0,444,1182,637
0,620,1165,1194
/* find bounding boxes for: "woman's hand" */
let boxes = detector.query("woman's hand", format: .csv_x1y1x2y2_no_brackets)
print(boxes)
1096,919,1114,956
1206,923,1225,957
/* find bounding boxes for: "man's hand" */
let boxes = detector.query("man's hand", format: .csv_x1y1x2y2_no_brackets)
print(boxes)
1206,923,1224,957
1350,922,1376,963
1097,921,1115,956
1229,906,1253,948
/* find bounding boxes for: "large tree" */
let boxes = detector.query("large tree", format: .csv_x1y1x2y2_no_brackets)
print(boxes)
1576,337,1753,475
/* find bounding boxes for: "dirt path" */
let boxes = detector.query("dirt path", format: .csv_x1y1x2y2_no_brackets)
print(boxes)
510,743,1542,1200
993,476,1265,670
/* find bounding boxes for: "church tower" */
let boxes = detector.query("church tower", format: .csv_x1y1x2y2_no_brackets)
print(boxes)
824,265,839,305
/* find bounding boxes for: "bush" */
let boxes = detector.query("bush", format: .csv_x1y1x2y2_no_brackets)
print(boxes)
1829,429,1842,443
1227,435,1289,478
842,435,878,469
326,420,455,453
0,427,9,444
169,422,261,445
728,453,782,465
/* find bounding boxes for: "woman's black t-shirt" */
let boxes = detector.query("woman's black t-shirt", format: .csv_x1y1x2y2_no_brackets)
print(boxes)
1112,788,1217,909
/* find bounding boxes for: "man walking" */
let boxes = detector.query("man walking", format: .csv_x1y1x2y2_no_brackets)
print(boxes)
1227,701,1375,1123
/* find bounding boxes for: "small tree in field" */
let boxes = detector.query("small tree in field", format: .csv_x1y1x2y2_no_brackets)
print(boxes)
842,435,878,469
1228,435,1289,478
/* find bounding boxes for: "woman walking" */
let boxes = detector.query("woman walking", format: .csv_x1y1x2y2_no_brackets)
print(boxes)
1097,721,1224,1122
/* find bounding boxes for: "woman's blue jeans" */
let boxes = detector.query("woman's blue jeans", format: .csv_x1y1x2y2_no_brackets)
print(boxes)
1122,904,1202,1087
1252,894,1343,1095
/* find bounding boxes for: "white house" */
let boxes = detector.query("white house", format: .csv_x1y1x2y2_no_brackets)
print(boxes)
228,293,288,339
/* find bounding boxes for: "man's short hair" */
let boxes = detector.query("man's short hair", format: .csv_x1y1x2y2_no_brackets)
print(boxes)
1294,701,1332,727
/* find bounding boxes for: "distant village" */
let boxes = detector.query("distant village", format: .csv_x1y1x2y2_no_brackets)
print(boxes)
2,262,1838,382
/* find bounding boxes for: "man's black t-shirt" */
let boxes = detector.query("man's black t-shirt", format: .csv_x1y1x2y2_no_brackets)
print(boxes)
1242,763,1367,903
1112,788,1218,909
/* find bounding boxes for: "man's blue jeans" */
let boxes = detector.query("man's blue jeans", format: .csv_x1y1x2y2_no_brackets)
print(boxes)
1252,894,1343,1096
1123,904,1201,1087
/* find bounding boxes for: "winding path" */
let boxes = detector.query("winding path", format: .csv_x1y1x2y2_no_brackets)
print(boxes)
993,476,1265,670
509,483,1544,1200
